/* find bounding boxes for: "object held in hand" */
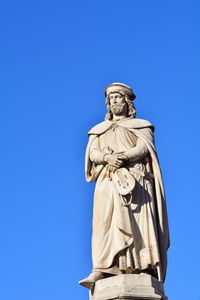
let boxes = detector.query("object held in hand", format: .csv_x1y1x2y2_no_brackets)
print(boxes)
112,167,136,195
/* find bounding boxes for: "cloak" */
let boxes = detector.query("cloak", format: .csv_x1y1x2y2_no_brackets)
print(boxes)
85,118,170,281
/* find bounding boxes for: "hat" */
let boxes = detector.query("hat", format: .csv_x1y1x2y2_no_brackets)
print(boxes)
104,82,136,100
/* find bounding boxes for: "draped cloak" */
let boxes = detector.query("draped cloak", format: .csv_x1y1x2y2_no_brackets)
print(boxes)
85,118,170,282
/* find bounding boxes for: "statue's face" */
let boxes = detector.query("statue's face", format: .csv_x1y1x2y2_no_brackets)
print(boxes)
109,92,127,116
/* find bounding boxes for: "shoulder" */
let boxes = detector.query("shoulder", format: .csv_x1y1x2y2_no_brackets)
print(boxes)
120,118,154,131
88,120,112,135
88,118,154,135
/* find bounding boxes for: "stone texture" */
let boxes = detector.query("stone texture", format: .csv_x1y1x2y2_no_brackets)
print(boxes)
79,83,170,297
89,274,167,300
83,83,169,282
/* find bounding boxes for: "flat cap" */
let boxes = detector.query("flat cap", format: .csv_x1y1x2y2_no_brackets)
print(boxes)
104,82,136,100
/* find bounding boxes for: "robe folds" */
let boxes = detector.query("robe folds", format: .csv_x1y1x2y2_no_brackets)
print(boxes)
85,118,170,282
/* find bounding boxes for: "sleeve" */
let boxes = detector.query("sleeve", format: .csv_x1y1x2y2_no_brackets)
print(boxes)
89,136,105,164
124,138,149,162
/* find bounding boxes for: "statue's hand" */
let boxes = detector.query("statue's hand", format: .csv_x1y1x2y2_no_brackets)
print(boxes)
104,154,124,168
116,154,129,162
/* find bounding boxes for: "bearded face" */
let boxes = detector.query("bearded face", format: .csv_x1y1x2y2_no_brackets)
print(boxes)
111,102,127,115
109,92,128,116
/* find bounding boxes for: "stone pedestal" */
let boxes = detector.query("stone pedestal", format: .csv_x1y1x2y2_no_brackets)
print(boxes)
90,273,167,300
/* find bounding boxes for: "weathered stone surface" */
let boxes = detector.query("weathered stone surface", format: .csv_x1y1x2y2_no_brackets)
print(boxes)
90,274,167,300
79,83,170,296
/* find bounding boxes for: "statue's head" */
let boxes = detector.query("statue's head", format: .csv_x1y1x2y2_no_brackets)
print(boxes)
104,83,136,120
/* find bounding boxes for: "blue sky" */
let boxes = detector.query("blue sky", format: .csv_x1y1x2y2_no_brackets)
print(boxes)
1,0,200,299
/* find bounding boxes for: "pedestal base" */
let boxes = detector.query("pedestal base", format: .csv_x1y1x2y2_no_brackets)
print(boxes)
89,273,167,300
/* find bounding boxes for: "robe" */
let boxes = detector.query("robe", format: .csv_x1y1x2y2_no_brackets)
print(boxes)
85,117,169,282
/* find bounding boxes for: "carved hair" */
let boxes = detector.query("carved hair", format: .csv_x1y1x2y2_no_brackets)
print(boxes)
105,91,136,120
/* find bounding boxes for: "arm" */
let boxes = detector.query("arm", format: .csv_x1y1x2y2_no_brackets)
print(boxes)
90,137,105,164
90,137,123,168
123,138,149,162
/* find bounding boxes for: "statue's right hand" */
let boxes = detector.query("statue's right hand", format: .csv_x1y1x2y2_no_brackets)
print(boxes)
104,154,123,168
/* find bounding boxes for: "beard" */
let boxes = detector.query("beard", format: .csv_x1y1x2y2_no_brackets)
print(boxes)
111,102,127,116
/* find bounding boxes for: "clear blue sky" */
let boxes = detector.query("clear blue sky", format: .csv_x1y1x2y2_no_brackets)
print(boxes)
1,1,200,299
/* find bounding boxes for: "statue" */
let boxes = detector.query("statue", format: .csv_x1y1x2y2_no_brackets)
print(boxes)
79,83,170,290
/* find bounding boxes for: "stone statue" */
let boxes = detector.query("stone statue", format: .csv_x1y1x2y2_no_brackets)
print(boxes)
79,83,170,291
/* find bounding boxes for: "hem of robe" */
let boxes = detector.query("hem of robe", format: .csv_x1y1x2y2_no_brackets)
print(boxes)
93,235,133,269
93,246,160,276
93,263,160,276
